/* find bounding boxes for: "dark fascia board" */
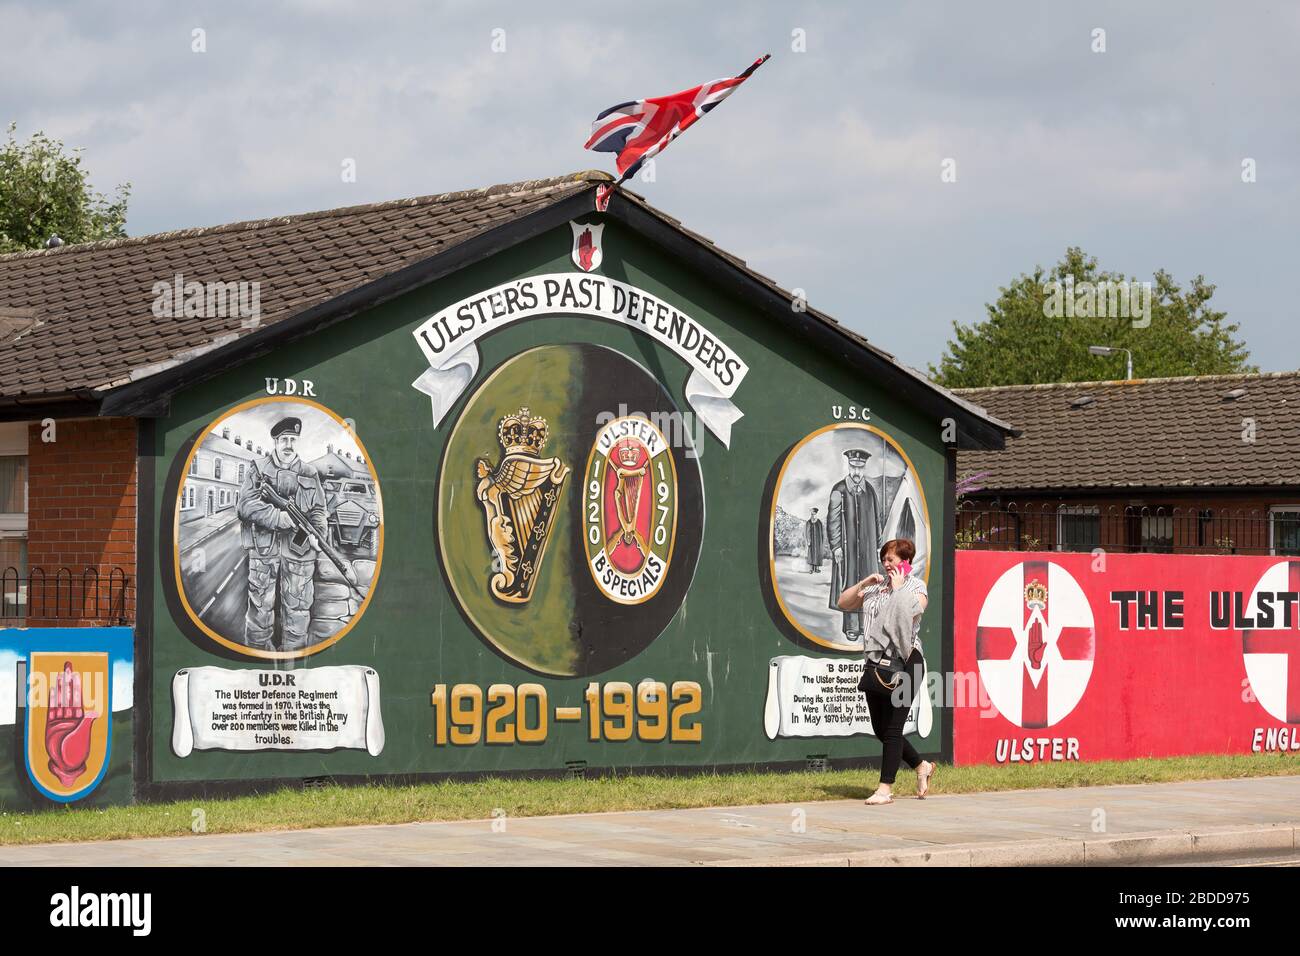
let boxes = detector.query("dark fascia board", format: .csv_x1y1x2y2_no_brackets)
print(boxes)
0,391,103,422
99,188,598,417
604,195,1012,451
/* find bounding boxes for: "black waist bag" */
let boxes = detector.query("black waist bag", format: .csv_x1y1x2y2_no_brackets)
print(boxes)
857,650,905,692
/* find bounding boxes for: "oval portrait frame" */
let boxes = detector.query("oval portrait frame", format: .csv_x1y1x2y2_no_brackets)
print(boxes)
767,422,932,653
171,396,385,660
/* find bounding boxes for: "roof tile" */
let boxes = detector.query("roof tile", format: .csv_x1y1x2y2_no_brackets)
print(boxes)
0,172,604,397
955,373,1300,489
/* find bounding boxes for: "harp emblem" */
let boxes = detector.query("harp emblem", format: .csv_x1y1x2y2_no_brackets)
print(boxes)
474,407,570,604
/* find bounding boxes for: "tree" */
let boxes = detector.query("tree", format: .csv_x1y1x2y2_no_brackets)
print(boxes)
929,248,1254,388
0,123,130,253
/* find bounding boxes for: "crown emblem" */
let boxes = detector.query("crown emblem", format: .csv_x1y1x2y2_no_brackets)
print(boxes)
615,438,641,467
498,407,549,456
1024,579,1048,610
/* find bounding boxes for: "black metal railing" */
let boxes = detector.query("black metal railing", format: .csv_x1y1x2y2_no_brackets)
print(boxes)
956,502,1300,556
0,566,133,625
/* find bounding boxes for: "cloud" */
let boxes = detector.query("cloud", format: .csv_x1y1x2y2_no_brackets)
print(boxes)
2,0,1295,372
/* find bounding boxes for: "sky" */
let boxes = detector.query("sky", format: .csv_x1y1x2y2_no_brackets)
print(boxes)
2,0,1296,375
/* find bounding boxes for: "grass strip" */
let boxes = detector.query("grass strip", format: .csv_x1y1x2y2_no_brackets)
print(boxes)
1,753,1295,846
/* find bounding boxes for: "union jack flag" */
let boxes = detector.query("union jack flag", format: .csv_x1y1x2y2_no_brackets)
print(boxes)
584,55,770,184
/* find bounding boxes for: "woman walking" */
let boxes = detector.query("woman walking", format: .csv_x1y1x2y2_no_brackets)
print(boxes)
838,538,935,805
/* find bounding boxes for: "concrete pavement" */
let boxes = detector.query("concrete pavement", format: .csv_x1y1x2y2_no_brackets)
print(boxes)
3,775,1299,866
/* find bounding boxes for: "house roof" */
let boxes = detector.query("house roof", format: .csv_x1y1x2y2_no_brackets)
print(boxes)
0,170,1013,449
954,371,1300,492
0,173,594,402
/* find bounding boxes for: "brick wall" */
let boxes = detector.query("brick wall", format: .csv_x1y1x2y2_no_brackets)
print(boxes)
25,417,137,624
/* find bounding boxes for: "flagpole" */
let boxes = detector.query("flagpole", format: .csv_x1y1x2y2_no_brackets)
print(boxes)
596,53,771,206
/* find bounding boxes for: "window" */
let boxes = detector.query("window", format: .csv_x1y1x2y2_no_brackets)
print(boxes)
238,463,245,483
189,455,199,476
0,454,25,522
214,456,223,481
1271,507,1300,557
1056,505,1100,552
0,422,29,620
1140,514,1174,553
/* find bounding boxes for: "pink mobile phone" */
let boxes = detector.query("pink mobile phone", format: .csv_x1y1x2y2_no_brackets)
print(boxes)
897,560,912,577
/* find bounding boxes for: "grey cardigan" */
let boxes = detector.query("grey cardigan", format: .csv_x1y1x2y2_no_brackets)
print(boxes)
861,578,926,665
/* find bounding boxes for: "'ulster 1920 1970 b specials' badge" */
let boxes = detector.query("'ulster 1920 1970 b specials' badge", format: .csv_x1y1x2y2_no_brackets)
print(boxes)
475,407,570,604
583,415,678,604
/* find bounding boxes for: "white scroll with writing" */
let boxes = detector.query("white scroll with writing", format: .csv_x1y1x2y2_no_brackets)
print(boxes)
411,274,749,447
171,665,385,757
763,655,920,740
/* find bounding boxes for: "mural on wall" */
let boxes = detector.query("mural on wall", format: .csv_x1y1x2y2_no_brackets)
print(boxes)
437,343,703,677
583,415,679,605
1,628,132,807
974,560,1095,730
955,552,1300,765
474,407,571,604
142,222,958,786
27,654,110,800
570,220,604,272
767,423,931,652
410,263,750,447
758,422,933,742
172,397,383,659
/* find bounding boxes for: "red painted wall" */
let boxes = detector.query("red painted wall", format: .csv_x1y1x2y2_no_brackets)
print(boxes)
954,550,1300,764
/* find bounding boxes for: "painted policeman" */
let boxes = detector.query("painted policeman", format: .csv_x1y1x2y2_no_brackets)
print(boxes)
236,416,328,652
826,447,884,643
805,507,827,573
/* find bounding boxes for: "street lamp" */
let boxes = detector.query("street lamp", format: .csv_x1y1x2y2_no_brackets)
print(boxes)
1089,345,1133,381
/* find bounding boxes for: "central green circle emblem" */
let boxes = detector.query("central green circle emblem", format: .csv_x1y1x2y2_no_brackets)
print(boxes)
437,343,703,677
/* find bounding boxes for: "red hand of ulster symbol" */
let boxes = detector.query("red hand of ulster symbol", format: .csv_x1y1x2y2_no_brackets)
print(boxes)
45,661,100,787
1027,619,1046,669
577,228,595,270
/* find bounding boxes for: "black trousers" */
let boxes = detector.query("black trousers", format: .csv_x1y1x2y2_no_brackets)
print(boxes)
862,648,925,784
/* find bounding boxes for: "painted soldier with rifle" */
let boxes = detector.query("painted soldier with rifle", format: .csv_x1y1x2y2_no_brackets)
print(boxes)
236,416,358,652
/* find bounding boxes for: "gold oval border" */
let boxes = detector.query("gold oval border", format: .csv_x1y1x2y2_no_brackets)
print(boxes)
171,396,385,660
767,422,932,653
582,414,679,606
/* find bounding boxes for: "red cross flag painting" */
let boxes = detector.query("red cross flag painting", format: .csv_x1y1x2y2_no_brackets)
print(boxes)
584,54,770,187
955,551,1300,765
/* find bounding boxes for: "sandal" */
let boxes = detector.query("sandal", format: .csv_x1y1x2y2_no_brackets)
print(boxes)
864,790,894,805
916,761,935,799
